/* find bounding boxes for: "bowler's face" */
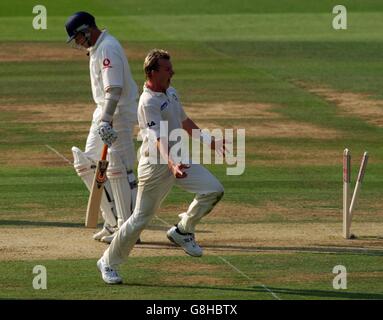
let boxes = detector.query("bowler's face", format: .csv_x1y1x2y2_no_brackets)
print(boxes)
155,59,174,91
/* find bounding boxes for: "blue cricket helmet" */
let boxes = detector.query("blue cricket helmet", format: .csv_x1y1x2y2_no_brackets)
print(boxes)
65,11,96,43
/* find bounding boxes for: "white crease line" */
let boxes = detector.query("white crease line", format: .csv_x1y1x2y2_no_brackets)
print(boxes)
217,256,251,280
45,144,73,165
156,216,280,300
154,215,173,227
218,256,281,300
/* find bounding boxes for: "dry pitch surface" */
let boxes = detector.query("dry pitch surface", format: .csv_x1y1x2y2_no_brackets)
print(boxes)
1,43,383,264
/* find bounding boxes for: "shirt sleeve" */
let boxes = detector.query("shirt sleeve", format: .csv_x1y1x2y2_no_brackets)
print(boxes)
179,103,188,122
99,45,124,90
168,87,188,121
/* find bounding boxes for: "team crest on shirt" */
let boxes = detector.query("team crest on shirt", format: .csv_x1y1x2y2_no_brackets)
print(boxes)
103,58,112,69
160,101,169,111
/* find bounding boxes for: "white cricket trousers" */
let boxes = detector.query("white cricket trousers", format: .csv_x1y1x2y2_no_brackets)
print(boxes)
84,105,137,170
103,158,224,267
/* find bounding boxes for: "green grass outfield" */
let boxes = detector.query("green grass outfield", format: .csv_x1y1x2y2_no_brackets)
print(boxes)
0,0,383,300
1,254,383,300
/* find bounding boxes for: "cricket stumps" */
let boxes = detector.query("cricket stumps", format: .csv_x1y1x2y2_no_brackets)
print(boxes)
343,148,351,239
343,148,368,239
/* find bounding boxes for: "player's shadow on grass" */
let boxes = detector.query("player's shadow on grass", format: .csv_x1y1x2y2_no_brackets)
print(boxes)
252,286,383,300
123,283,383,300
0,220,84,228
202,244,383,256
133,242,383,256
126,282,265,296
0,220,214,233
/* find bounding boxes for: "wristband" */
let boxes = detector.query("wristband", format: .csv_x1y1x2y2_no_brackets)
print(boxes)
200,130,212,145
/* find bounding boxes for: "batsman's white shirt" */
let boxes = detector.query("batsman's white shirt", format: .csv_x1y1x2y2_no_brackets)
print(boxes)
84,31,138,168
88,30,138,116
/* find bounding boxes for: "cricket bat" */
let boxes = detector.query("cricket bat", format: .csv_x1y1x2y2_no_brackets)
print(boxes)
85,144,109,228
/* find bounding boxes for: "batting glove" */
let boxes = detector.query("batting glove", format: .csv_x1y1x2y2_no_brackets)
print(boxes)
97,121,117,147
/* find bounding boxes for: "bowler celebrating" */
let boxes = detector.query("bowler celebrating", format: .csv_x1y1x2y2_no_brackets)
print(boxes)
97,49,225,284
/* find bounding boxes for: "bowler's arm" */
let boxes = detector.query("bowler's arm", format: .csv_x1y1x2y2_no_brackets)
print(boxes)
182,117,226,156
182,117,199,136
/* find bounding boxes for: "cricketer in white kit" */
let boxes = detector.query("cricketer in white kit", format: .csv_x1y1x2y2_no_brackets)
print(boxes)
97,49,225,284
65,12,139,243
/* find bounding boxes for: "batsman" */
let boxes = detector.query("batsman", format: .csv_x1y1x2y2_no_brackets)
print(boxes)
65,12,139,243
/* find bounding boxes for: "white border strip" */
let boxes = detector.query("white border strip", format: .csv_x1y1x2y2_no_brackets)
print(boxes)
218,256,281,300
154,215,173,227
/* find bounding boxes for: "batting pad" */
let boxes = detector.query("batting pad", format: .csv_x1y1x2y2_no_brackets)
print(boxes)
72,146,117,227
107,150,132,227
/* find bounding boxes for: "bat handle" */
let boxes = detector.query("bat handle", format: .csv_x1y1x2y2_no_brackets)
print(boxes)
101,144,108,161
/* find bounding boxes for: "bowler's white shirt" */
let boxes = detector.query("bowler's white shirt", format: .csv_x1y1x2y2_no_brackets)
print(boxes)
138,85,188,160
88,31,138,115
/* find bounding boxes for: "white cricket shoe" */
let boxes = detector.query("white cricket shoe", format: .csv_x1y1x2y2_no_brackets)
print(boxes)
101,233,116,244
166,226,203,257
97,258,123,284
93,227,113,241
101,233,142,245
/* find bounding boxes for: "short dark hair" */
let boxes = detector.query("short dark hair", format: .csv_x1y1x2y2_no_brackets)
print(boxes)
143,49,170,78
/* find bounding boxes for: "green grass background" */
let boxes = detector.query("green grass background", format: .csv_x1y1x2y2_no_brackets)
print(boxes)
0,0,383,300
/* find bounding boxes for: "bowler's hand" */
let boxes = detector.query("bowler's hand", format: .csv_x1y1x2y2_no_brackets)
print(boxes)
97,121,117,147
211,138,230,158
169,162,190,179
